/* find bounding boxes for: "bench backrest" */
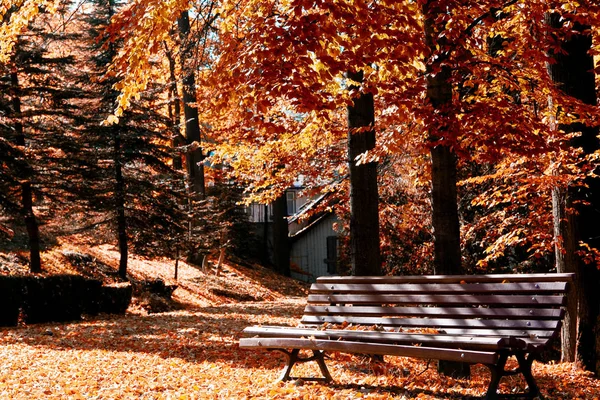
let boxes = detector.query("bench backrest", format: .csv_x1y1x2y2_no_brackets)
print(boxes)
301,273,574,341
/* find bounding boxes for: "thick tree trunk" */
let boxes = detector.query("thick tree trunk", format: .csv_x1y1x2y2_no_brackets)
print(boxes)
423,0,468,378
546,12,600,372
346,70,381,276
430,145,461,275
272,193,291,277
552,186,578,362
178,11,205,197
113,128,128,280
422,4,462,277
11,71,41,273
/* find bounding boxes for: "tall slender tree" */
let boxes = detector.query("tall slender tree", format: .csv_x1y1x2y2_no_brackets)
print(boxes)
83,0,186,278
178,10,205,197
272,192,291,276
8,68,41,272
0,1,85,272
422,0,468,378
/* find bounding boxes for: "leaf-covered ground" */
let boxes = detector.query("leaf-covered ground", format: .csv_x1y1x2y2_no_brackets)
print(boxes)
1,243,599,399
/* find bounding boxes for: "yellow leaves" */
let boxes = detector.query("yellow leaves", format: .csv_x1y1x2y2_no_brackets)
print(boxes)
103,0,192,117
0,0,61,63
412,59,426,72
561,2,581,13
102,115,120,126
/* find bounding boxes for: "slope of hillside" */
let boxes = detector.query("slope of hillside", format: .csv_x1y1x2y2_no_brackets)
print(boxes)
1,235,309,313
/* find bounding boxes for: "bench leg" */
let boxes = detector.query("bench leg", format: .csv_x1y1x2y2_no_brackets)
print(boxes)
515,352,540,398
486,352,540,400
274,349,333,382
486,353,508,400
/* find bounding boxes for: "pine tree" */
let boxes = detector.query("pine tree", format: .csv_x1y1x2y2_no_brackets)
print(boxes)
0,1,89,272
79,0,186,278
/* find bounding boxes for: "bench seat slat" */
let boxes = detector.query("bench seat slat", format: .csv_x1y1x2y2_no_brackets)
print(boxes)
297,325,558,340
310,282,567,295
406,328,556,338
308,294,565,306
239,337,500,365
316,273,574,285
243,326,548,352
300,315,560,331
303,305,564,320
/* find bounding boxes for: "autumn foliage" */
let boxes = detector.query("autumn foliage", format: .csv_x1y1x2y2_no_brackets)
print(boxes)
2,0,599,271
2,0,600,395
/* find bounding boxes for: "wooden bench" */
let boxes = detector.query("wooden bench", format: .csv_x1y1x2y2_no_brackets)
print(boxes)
239,273,573,399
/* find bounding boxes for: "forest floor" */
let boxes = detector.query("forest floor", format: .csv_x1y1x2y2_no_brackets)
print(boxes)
1,239,599,399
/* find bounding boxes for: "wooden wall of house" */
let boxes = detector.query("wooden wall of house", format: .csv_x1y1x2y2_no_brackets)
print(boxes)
290,214,338,282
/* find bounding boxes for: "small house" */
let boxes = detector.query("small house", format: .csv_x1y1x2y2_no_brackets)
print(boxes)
247,189,340,282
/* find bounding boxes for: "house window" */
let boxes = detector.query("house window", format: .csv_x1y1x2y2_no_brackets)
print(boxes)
286,191,296,215
325,236,338,274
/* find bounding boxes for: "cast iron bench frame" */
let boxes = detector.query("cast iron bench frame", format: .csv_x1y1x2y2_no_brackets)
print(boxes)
239,273,573,399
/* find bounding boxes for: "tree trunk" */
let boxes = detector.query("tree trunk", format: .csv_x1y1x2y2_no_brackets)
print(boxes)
422,2,462,271
272,193,291,277
430,144,461,275
11,70,41,273
346,70,381,276
174,249,179,281
178,11,205,197
165,45,184,170
552,186,578,362
423,0,468,378
263,203,270,265
215,247,225,277
113,127,128,280
546,12,600,372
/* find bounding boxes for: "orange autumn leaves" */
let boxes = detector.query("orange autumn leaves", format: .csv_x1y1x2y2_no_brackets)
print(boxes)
4,1,600,267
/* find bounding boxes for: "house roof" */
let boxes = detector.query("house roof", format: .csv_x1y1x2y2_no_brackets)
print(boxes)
288,191,330,224
290,212,333,242
289,191,337,242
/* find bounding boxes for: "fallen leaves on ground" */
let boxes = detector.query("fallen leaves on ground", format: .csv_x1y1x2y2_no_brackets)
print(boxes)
2,301,598,399
1,242,599,399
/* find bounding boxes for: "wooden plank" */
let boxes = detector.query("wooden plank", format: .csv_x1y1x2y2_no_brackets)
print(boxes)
295,322,557,339
242,326,549,351
303,305,564,320
316,273,574,285
307,294,565,307
296,325,558,340
309,282,568,295
299,315,561,330
239,337,500,365
413,328,557,339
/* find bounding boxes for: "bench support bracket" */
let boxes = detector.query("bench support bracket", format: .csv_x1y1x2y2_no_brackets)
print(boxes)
272,349,333,382
486,352,539,400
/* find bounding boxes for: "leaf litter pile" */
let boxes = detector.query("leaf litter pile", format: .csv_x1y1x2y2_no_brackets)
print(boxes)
1,244,599,399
